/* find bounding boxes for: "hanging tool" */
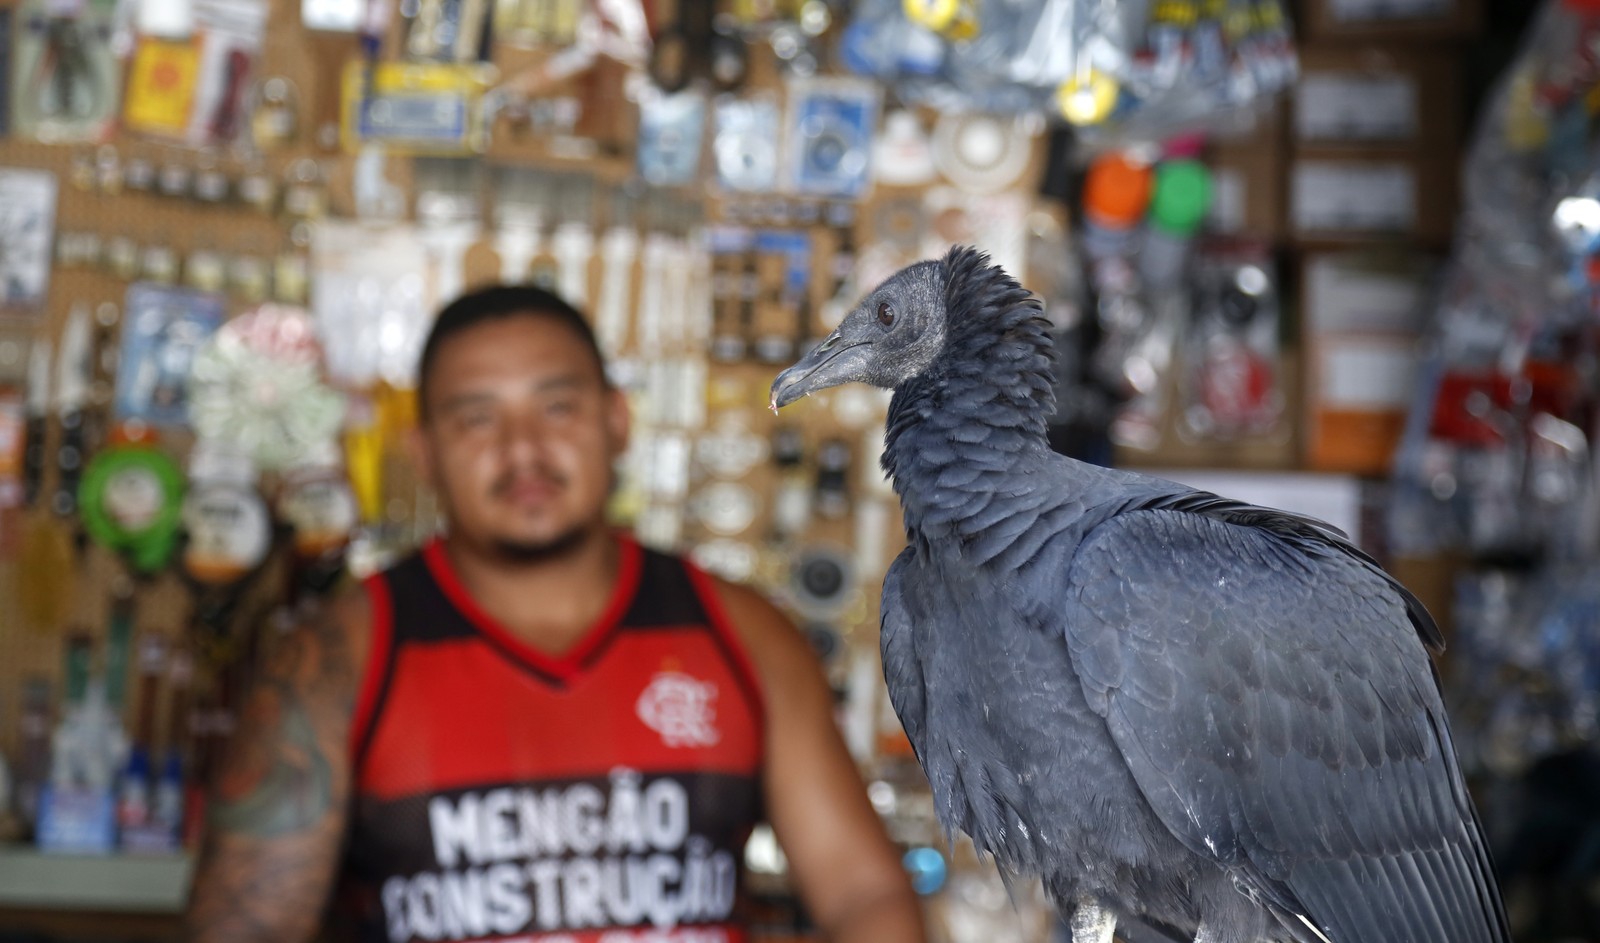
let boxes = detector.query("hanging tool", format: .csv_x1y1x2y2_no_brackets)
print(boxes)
22,337,49,509
53,303,91,518
649,0,746,93
28,14,101,123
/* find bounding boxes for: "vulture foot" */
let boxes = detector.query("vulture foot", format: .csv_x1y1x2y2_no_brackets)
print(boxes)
1069,900,1115,943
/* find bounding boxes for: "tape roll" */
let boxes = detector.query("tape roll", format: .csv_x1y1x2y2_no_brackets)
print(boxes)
932,111,1035,195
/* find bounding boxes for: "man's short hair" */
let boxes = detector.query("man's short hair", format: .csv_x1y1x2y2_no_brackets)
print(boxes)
416,284,608,419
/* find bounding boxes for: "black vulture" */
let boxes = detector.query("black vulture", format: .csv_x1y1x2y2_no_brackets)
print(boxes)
769,247,1511,943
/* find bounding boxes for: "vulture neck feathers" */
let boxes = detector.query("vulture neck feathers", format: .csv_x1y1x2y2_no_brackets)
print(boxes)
882,249,1060,563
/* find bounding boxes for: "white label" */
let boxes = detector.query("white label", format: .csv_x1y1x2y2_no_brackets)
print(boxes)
1291,162,1416,233
1296,74,1417,141
104,466,168,530
1206,167,1247,234
1305,254,1432,334
1319,339,1419,409
281,478,359,553
1328,0,1453,22
183,487,272,583
301,0,364,31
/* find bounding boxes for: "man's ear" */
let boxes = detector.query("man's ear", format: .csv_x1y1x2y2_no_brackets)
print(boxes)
605,384,631,457
409,424,437,492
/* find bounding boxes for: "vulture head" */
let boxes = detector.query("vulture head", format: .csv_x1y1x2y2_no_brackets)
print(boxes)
769,260,947,409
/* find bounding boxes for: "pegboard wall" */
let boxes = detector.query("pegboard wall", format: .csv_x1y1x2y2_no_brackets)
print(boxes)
0,0,1055,765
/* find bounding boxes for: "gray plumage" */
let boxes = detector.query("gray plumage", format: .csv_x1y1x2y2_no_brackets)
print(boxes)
770,247,1511,943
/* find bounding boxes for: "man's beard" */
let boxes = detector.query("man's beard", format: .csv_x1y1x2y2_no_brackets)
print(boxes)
489,525,590,565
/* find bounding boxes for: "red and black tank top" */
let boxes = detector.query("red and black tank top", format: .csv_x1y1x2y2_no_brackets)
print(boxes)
338,533,766,943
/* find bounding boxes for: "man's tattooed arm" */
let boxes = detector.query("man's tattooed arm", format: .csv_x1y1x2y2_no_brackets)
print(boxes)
181,588,369,943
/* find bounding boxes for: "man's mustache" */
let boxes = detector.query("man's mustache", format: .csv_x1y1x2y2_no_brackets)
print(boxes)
491,468,568,496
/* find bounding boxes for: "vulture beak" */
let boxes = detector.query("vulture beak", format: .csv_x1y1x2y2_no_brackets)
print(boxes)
769,331,872,411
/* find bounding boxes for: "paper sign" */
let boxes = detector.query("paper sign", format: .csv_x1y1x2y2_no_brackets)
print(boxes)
0,168,59,312
1292,162,1417,233
1328,0,1454,21
1304,254,1433,334
1296,73,1418,141
1318,338,1419,409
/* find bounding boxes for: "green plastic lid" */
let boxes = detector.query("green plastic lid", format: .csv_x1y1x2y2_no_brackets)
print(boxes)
1148,160,1213,236
79,443,186,575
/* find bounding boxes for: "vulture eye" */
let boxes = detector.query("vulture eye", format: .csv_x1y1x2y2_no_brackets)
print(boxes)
877,302,895,326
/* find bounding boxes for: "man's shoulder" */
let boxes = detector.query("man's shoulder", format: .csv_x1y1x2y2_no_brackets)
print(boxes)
295,573,378,682
684,566,815,684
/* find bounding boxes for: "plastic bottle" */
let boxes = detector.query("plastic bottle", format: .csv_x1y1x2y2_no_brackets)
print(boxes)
1081,150,1155,265
182,441,271,586
1141,158,1214,288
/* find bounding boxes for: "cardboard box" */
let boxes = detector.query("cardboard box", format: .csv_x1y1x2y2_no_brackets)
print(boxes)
1293,45,1463,153
1297,0,1483,42
1288,152,1458,246
1207,105,1287,240
1299,249,1441,474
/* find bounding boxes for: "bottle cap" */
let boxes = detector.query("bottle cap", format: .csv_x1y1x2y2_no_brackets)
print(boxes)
1148,159,1213,236
1083,152,1154,230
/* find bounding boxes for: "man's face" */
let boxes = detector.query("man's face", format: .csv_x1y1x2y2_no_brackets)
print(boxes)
416,314,628,559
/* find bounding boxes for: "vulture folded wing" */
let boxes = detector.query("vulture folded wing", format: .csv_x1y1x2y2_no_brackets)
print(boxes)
879,548,929,765
1057,507,1508,943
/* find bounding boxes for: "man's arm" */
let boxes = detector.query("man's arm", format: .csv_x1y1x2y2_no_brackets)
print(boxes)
182,587,370,943
716,581,925,943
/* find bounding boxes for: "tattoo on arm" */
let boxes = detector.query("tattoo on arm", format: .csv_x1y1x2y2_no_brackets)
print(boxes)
207,613,353,836
182,605,359,943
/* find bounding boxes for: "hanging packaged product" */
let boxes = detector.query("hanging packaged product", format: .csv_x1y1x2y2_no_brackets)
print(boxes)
0,168,60,313
182,441,272,586
114,283,226,428
871,110,938,187
36,636,128,854
52,304,92,517
785,77,881,200
78,425,185,574
10,0,123,143
637,89,707,188
1178,241,1285,443
0,7,12,137
340,60,494,155
188,303,347,473
310,222,432,387
277,441,359,561
189,0,270,146
713,93,781,193
123,36,202,137
0,383,23,510
246,76,300,150
1140,158,1213,288
903,0,979,40
842,0,1297,145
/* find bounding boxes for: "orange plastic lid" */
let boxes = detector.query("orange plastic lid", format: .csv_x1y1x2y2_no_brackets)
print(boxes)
106,419,158,447
1083,152,1154,228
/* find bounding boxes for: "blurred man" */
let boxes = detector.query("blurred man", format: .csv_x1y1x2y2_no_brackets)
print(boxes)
183,285,924,943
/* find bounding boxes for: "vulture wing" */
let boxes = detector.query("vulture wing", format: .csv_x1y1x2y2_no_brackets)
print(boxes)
1058,503,1509,943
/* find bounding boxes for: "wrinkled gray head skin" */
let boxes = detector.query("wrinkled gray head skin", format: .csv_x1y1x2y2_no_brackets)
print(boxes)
769,260,947,409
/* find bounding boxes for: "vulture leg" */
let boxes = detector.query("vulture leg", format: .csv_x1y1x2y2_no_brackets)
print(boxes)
1069,900,1116,943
